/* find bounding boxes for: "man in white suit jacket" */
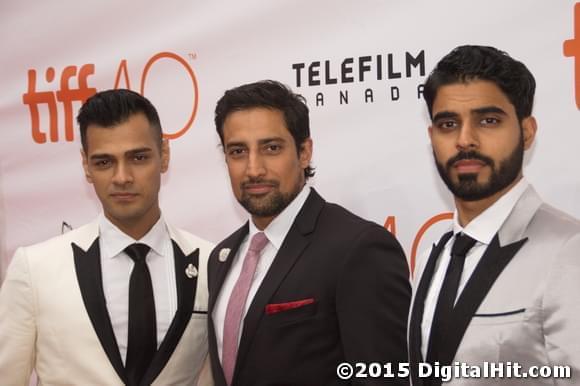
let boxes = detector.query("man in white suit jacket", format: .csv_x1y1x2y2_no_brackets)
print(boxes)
0,89,213,385
409,45,580,385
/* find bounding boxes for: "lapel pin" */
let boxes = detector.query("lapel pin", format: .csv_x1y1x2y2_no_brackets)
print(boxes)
185,263,198,279
218,248,231,262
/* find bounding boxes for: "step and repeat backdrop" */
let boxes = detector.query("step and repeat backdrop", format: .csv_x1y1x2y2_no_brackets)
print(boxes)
1,1,579,279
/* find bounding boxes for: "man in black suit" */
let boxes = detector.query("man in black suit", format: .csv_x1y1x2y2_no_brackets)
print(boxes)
207,80,411,386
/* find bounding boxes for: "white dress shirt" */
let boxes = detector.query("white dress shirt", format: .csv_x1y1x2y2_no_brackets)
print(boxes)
420,178,529,359
98,213,177,364
213,185,311,362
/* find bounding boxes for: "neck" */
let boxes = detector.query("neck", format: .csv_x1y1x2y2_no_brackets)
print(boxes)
252,215,274,231
455,176,522,227
106,208,161,240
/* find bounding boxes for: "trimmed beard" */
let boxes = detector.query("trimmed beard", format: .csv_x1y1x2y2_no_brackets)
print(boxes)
238,179,302,218
434,135,524,201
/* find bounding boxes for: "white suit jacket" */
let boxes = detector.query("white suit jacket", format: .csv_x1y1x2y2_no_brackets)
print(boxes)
0,219,214,386
409,185,580,385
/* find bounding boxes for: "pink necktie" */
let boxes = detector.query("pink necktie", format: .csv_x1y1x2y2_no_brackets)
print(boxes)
222,232,269,385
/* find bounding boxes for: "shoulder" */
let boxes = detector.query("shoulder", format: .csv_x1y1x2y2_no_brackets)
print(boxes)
5,221,98,282
513,185,580,242
513,202,580,269
19,221,98,260
211,224,247,255
532,203,580,237
523,203,580,257
167,225,215,261
319,201,399,244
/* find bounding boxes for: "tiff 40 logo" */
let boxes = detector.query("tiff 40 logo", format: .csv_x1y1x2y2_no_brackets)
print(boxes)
22,52,198,144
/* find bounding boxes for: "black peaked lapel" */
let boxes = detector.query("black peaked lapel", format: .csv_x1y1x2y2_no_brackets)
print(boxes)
437,234,527,366
232,189,324,383
408,231,453,386
73,239,127,384
141,242,200,385
208,224,250,386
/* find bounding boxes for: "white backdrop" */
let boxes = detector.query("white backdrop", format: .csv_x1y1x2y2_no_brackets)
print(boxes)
1,0,579,279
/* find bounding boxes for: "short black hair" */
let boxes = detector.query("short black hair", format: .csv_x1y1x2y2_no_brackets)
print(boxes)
77,89,162,152
424,45,536,121
214,80,315,179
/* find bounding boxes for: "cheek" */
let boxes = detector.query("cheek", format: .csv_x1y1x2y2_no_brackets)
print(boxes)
226,163,244,189
479,134,515,161
434,139,458,160
279,161,303,188
147,169,163,188
89,172,106,188
134,167,162,196
431,143,448,162
504,134,521,153
90,176,111,200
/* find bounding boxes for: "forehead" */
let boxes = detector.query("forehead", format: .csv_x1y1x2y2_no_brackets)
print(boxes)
222,107,292,143
432,80,515,116
85,113,158,154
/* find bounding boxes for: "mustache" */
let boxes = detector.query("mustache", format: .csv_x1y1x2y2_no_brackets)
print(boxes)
241,178,279,189
446,151,494,170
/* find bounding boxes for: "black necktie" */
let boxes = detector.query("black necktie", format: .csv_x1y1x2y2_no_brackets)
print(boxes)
427,233,477,366
124,243,156,386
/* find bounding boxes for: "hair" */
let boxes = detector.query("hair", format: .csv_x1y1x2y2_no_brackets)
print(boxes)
214,80,315,179
423,45,536,122
77,89,162,152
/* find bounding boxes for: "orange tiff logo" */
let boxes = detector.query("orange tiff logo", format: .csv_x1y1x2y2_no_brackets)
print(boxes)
564,2,580,109
22,52,199,144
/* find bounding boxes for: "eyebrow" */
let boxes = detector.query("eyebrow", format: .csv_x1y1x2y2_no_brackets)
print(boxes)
89,147,153,160
125,147,153,155
432,111,458,122
471,106,508,116
225,137,286,148
432,106,508,122
258,137,285,145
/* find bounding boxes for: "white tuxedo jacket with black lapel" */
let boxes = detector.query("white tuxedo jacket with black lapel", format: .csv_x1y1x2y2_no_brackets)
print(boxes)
0,219,214,386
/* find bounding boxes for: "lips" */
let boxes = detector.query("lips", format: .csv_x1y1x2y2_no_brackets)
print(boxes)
242,183,276,195
110,192,138,201
454,159,486,174
446,151,493,175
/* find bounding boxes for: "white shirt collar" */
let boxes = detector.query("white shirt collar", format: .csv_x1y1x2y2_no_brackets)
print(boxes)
98,213,170,259
453,178,529,245
248,185,311,250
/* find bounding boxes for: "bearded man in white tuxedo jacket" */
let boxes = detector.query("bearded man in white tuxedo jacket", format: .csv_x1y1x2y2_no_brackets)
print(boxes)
408,45,580,386
0,89,213,386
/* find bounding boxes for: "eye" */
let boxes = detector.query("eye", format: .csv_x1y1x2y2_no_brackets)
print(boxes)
227,147,247,158
480,117,500,126
93,159,111,168
435,120,458,131
133,153,148,162
265,144,282,153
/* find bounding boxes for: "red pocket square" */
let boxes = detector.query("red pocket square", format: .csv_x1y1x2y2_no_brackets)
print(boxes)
265,298,315,315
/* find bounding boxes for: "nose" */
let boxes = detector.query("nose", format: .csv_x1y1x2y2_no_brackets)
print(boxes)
246,151,266,179
456,122,478,151
112,161,133,185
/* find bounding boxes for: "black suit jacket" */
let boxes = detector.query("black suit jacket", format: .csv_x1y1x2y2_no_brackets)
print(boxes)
208,189,411,386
